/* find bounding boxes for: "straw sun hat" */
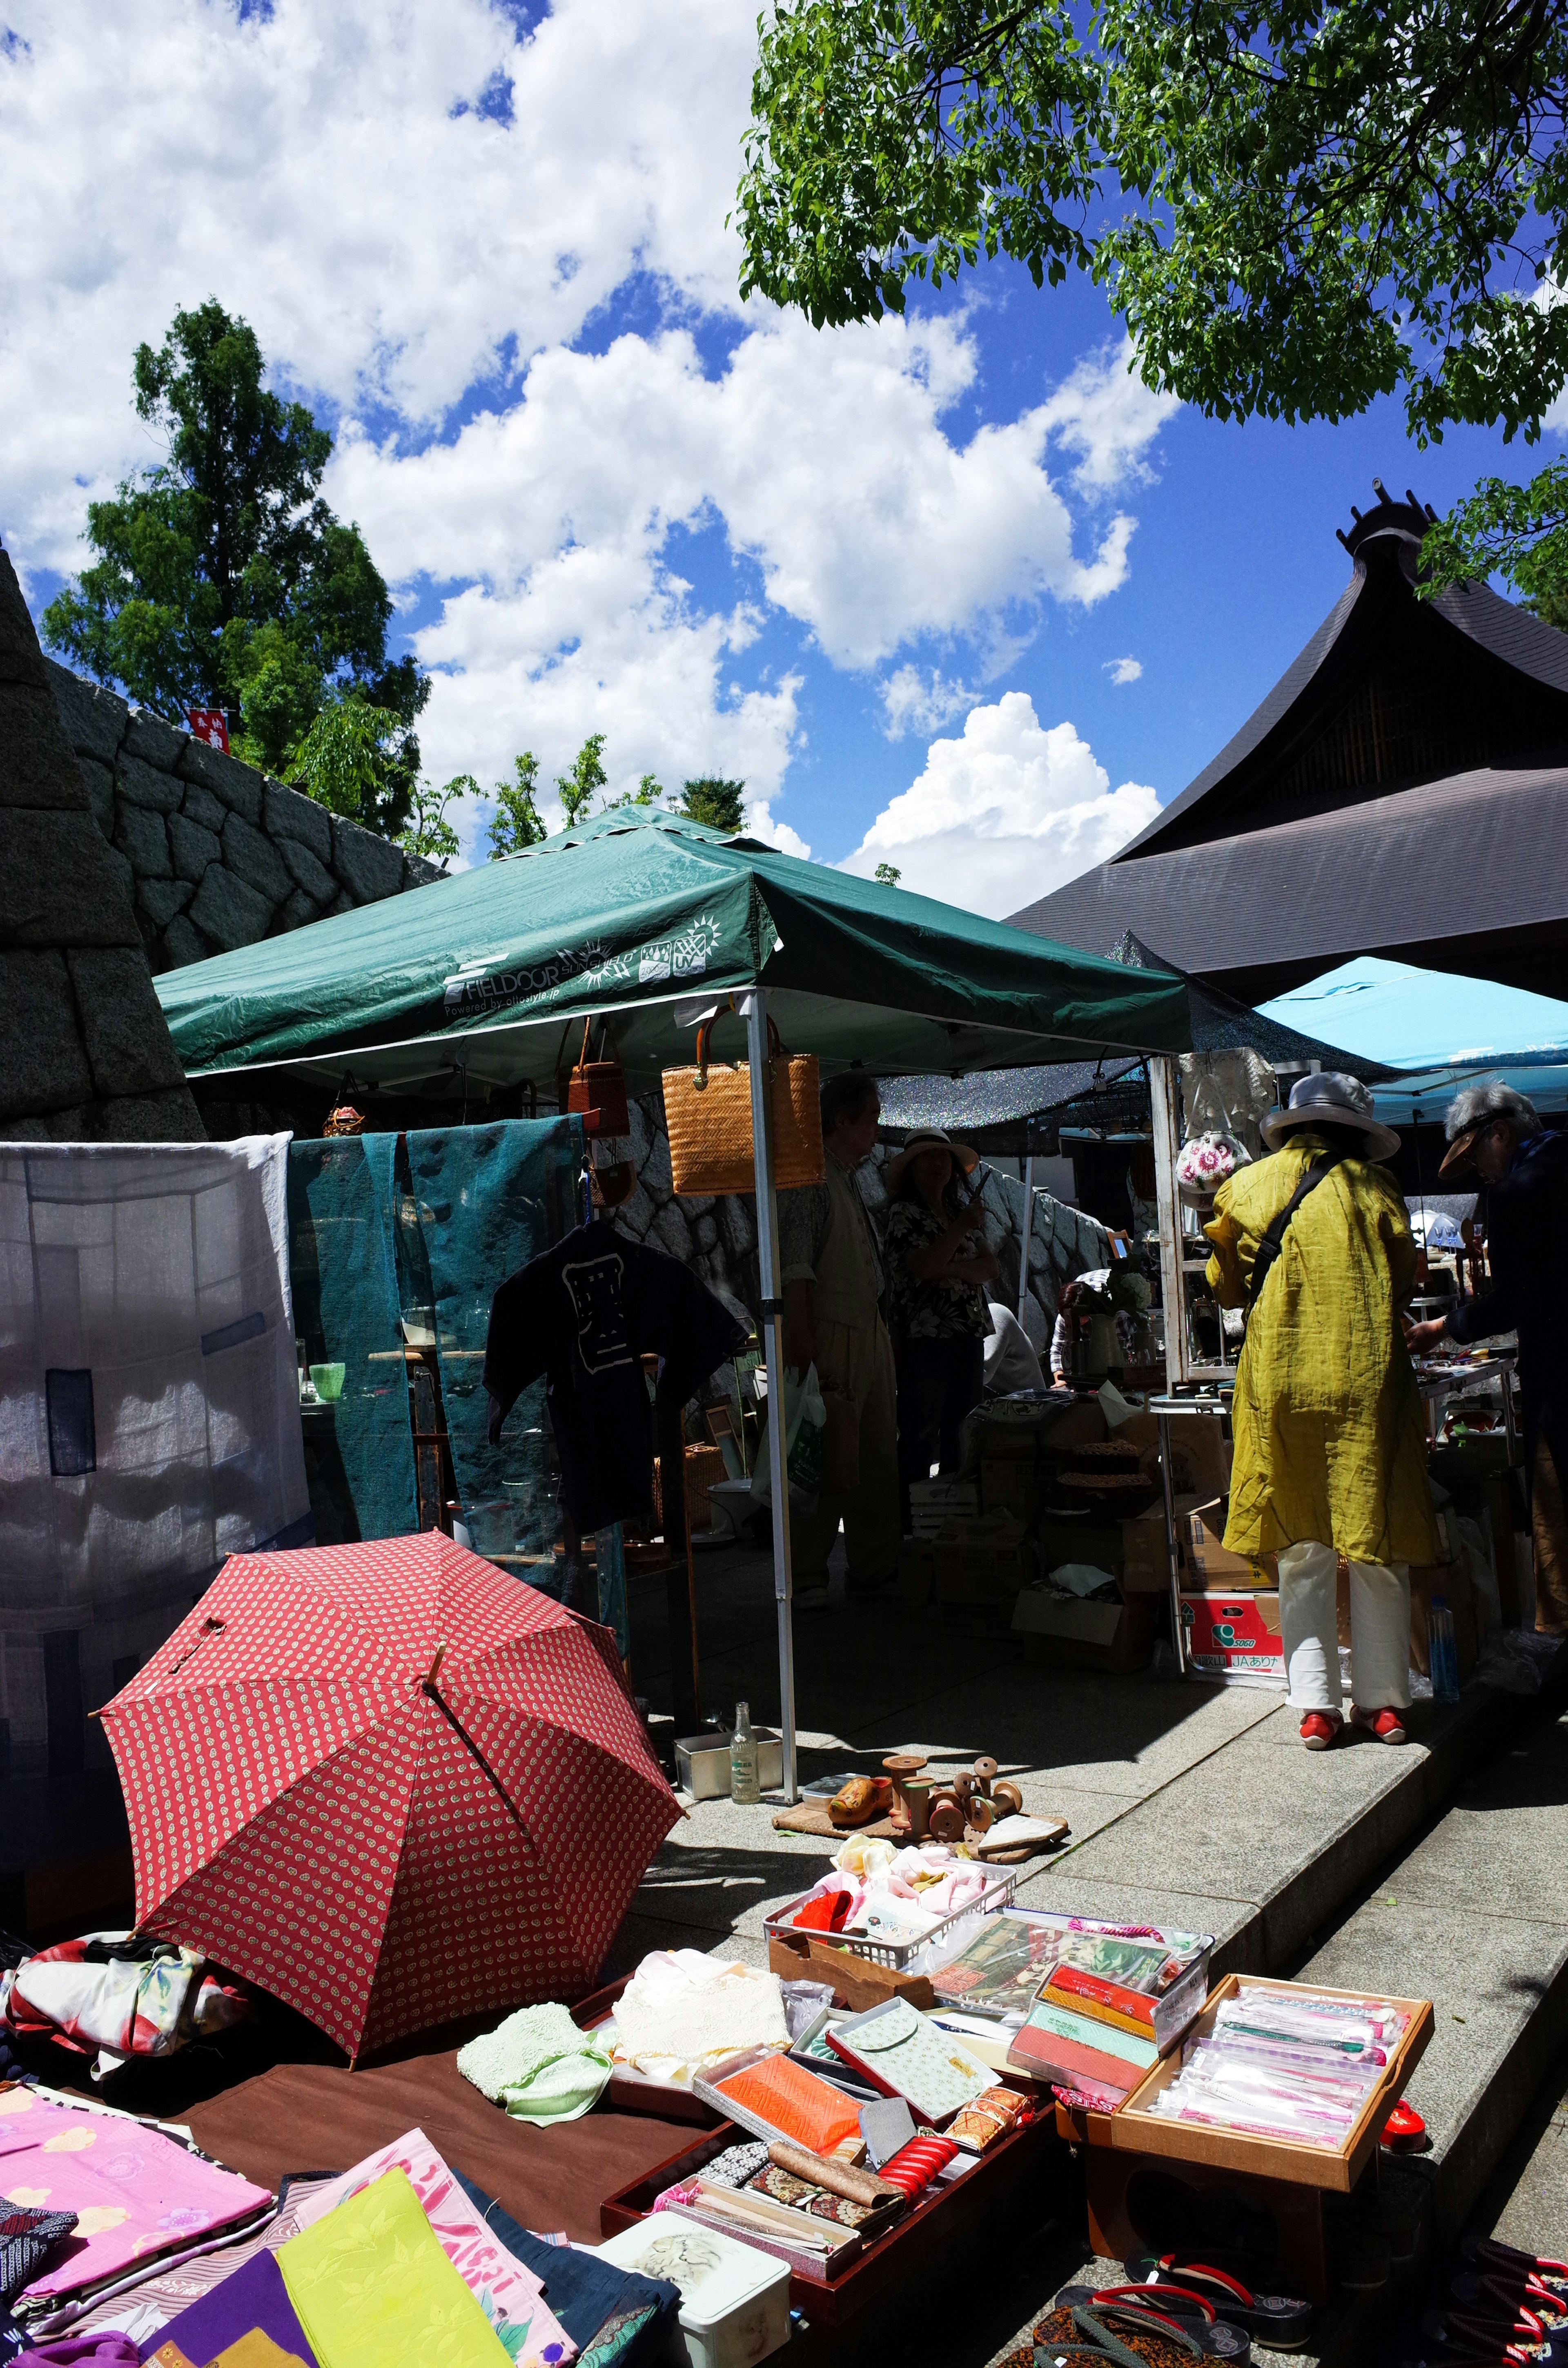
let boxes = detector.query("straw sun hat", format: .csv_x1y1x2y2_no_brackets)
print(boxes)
884,1128,980,1193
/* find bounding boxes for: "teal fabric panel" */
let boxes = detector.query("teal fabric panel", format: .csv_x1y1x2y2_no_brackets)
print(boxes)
287,1135,419,1541
406,1117,581,1557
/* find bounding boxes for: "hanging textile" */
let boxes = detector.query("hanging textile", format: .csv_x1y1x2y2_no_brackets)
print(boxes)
0,1136,308,1788
594,1523,630,1660
406,1117,581,1564
286,1135,419,1543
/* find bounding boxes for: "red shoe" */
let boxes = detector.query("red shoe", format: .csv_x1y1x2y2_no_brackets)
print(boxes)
1352,1705,1407,1745
1299,1711,1341,1749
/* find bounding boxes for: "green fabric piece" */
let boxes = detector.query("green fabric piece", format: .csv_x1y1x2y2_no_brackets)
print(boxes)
286,1134,419,1542
278,2167,509,2366
405,1118,581,1554
455,2002,614,2125
155,807,1194,1092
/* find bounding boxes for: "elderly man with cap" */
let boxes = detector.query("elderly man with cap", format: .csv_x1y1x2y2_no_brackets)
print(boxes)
1406,1084,1568,1634
1204,1073,1439,1748
777,1072,901,1610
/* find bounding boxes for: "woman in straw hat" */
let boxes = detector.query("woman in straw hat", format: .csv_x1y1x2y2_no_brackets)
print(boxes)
1204,1073,1439,1749
884,1130,999,1532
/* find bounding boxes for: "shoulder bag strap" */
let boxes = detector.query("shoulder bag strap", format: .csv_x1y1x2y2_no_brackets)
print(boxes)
1244,1157,1342,1321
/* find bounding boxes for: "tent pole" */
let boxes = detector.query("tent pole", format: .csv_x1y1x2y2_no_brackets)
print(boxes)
747,986,798,1805
1017,1155,1036,1323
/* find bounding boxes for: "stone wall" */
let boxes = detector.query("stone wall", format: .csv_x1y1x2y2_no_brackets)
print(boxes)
0,544,202,1142
608,1092,1109,1342
44,659,441,976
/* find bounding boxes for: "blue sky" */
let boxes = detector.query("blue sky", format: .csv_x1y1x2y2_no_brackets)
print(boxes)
3,0,1562,917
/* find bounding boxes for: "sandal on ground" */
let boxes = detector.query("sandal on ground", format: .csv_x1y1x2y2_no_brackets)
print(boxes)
1053,2283,1250,2362
1126,2256,1310,2350
1037,2299,1244,2364
1351,1702,1408,1744
1299,1710,1341,1748
1462,2234,1568,2291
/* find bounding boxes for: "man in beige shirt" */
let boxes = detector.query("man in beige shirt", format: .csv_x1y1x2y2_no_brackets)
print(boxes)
778,1073,901,1608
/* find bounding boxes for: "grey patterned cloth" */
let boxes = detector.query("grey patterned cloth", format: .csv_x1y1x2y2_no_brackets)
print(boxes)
697,2141,771,2190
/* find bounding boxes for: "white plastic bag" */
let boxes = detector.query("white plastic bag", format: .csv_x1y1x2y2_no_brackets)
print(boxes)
749,1361,828,1509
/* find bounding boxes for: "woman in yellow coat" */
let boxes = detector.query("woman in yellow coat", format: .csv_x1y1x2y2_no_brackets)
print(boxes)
1204,1073,1439,1750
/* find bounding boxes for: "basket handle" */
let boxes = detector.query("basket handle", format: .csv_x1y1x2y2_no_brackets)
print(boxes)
693,1006,784,1086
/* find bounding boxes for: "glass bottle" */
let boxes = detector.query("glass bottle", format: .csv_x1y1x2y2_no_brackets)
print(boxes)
729,1699,761,1804
1429,1597,1460,1704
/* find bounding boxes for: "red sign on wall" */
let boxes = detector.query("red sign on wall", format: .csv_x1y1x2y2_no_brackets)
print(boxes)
187,709,230,754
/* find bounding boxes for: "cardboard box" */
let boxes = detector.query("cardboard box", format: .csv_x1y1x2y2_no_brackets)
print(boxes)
1122,1495,1199,1593
909,1478,979,1539
1181,1590,1284,1678
1015,1588,1158,1675
983,1455,1042,1519
1113,1410,1233,1503
1184,1498,1278,1589
937,1512,1032,1603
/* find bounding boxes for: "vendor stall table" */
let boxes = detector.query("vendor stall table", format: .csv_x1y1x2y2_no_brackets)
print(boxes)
1415,1351,1520,1456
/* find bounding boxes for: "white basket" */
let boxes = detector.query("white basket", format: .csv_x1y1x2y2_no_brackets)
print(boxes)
764,1863,1021,1971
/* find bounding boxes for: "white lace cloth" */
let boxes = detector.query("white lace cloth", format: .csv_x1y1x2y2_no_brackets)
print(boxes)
607,1951,790,2084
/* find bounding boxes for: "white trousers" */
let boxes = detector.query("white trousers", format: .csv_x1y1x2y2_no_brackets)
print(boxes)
1277,1540,1411,1715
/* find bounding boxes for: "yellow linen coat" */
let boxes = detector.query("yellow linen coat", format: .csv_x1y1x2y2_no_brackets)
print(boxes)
1203,1132,1439,1565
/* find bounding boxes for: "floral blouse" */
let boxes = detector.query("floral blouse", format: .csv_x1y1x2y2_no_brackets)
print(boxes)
886,1195,996,1344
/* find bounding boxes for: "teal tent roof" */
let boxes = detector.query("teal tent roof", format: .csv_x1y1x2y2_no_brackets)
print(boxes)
157,808,1195,1095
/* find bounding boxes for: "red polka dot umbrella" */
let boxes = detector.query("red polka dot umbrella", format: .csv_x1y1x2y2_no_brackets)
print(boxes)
99,1534,680,2059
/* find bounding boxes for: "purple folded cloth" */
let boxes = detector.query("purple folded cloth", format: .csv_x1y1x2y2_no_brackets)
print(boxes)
133,2251,316,2366
17,2338,141,2365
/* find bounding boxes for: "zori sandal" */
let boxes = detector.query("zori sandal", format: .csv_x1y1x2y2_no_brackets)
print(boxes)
1461,2234,1568,2293
1052,2283,1249,2364
1127,2257,1311,2350
1034,2299,1239,2365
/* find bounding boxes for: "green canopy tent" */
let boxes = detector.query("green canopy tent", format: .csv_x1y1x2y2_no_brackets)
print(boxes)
159,808,1195,1798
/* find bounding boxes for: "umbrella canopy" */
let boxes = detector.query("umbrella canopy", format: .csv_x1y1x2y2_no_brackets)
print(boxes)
100,1533,679,2058
155,807,1194,1095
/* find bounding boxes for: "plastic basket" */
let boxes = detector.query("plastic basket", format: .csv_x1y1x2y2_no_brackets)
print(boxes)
764,1862,1022,1971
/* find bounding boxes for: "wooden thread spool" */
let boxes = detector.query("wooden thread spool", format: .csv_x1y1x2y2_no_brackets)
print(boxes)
972,1755,999,1786
903,1777,932,1841
928,1796,965,1845
992,1779,1023,1817
951,1770,976,1804
967,1794,996,1834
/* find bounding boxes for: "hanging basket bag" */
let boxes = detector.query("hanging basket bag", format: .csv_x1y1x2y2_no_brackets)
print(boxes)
566,1017,630,1138
663,1010,824,1197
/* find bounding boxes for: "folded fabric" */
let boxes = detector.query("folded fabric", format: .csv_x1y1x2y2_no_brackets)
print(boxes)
456,2008,612,2127
683,2146,768,2194
278,2170,510,2368
1,2203,78,2310
1,1939,249,2085
288,2131,571,2368
606,1956,789,2086
713,2056,862,2155
14,2339,141,2364
139,2251,318,2368
0,2091,271,2306
451,2177,677,2368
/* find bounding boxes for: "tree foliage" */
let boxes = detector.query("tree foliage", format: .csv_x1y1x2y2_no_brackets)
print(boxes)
488,752,548,858
677,776,746,832
874,860,903,885
557,733,609,825
283,701,419,840
401,775,469,871
42,299,428,800
1420,456,1568,627
737,0,1568,448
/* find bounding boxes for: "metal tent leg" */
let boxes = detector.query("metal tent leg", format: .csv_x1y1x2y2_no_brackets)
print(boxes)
746,987,798,1804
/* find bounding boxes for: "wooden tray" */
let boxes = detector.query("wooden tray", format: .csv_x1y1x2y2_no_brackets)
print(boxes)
1109,1972,1434,2194
771,1800,903,1840
599,2107,1057,2329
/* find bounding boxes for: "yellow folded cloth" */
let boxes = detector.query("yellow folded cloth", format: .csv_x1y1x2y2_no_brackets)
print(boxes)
278,2167,509,2367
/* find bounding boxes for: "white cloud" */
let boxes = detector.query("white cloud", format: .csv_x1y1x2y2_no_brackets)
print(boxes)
841,692,1160,919
880,665,985,738
1105,655,1143,685
1038,340,1181,493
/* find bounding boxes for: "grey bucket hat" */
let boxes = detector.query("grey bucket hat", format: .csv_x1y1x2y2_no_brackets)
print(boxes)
1259,1071,1401,1162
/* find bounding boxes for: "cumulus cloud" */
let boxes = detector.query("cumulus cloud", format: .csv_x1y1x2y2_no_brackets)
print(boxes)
1105,655,1143,685
841,692,1160,919
1038,340,1181,493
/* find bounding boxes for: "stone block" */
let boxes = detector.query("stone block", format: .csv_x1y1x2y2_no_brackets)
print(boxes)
263,776,332,863
123,709,188,771
0,682,91,809
79,758,115,836
189,863,273,950
694,1213,718,1252
717,1195,755,1261
45,659,127,764
106,845,135,903
168,812,221,883
114,802,171,877
403,852,442,887
162,913,209,970
180,781,227,835
221,810,293,905
67,947,188,1098
652,1203,692,1260
276,834,336,902
116,751,183,815
325,887,352,916
0,549,49,690
682,1188,717,1217
278,887,321,931
136,875,194,928
40,1103,97,1141
175,735,263,826
0,812,140,945
95,1085,205,1142
626,1096,656,1168
642,1118,674,1202
615,1180,656,1240
0,949,94,1119
331,815,404,904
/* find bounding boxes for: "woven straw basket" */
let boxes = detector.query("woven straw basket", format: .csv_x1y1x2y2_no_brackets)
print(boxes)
664,1012,824,1196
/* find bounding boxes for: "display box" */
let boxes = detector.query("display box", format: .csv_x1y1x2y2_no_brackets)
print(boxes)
1180,1590,1283,1678
1121,1495,1199,1593
1111,1972,1434,2194
909,1478,979,1539
982,1456,1040,1520
1184,1499,1278,1588
936,1512,1031,1603
1014,1588,1159,1675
